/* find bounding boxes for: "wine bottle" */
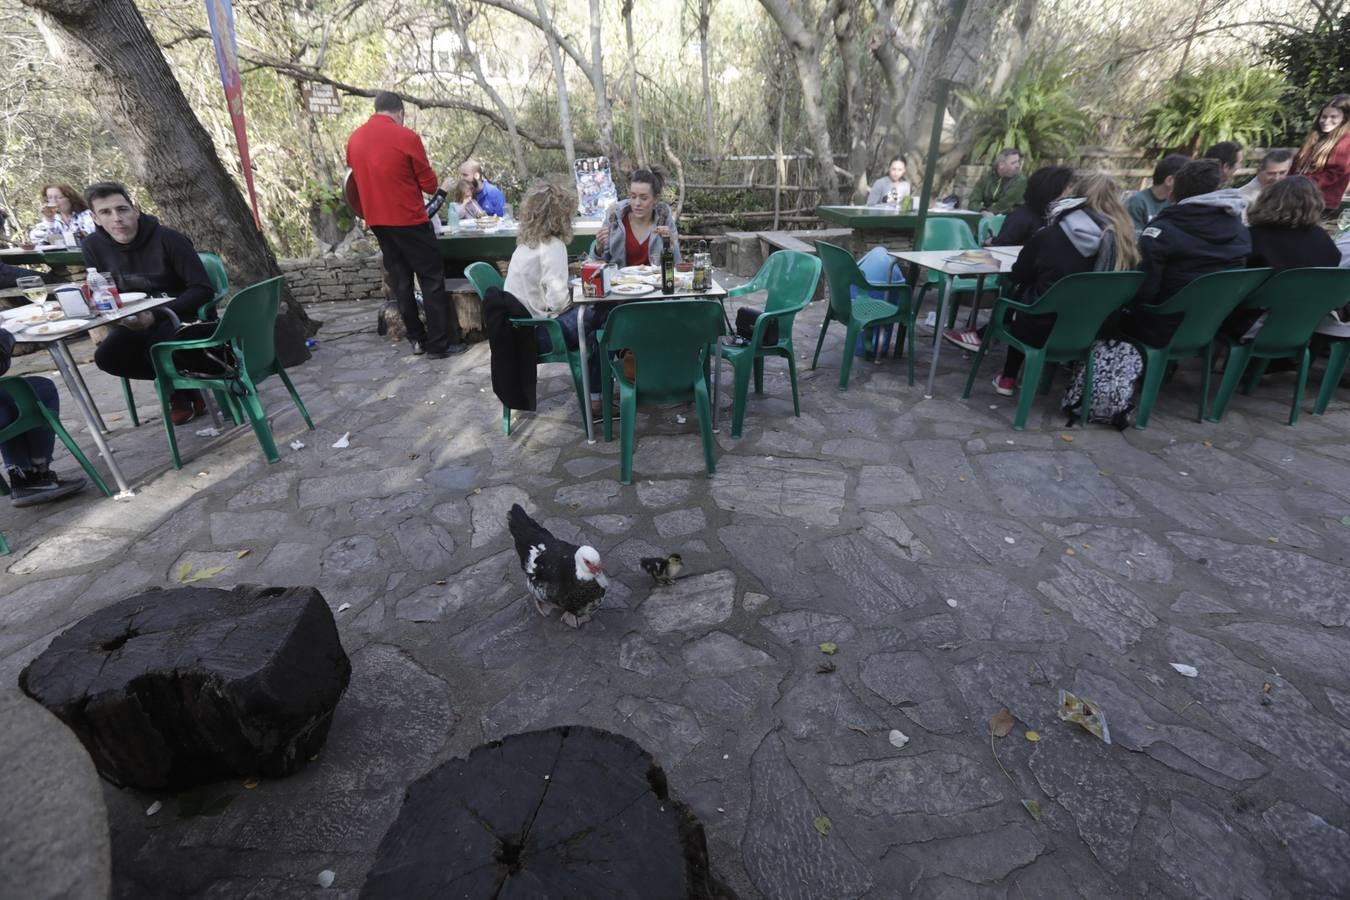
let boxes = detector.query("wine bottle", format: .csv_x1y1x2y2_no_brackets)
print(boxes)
660,242,675,295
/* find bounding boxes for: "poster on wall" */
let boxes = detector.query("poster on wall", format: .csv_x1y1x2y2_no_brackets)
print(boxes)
574,157,618,218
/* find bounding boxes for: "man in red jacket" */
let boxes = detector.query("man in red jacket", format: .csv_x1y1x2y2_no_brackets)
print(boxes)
347,92,464,357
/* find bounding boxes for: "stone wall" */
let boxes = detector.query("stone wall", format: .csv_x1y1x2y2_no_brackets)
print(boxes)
277,251,385,305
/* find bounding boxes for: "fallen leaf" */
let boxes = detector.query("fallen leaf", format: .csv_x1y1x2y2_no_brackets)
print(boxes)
176,562,192,581
816,661,837,674
145,800,162,816
846,725,869,736
179,564,226,584
813,816,832,835
236,549,251,559
243,778,259,789
989,708,1016,737
1021,799,1042,821
1059,433,1074,442
888,729,910,750
316,870,335,889
819,642,839,655
1065,547,1077,556
434,579,448,585
1340,516,1350,527
1267,536,1280,544
1025,730,1041,742
472,487,482,495
1202,440,1213,447
1170,663,1199,678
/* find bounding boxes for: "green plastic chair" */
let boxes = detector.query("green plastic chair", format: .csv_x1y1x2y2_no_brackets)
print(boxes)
978,215,1006,245
1314,332,1350,416
148,276,313,468
961,271,1146,430
812,241,915,388
466,261,588,435
1126,268,1272,429
718,251,822,437
122,252,232,428
1208,268,1350,426
915,218,983,328
0,376,113,553
599,299,723,484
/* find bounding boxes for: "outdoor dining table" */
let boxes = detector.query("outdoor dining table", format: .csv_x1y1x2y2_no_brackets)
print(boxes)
437,219,601,262
6,293,185,498
888,246,1021,398
572,278,729,444
815,205,983,235
0,245,86,268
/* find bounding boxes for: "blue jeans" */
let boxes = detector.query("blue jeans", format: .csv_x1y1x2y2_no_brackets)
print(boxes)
0,376,59,472
536,306,606,397
852,246,906,356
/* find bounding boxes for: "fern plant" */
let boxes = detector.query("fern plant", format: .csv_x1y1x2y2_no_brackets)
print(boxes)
1138,65,1288,155
958,65,1091,166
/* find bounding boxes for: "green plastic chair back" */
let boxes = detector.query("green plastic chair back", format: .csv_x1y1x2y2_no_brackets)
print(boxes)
816,241,877,323
0,376,112,504
813,241,916,388
600,299,722,482
732,250,820,316
1140,268,1273,354
465,261,504,297
978,215,1006,245
918,218,979,252
209,277,285,383
199,252,230,307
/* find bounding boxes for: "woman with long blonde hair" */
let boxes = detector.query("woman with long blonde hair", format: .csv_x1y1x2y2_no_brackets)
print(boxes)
1293,94,1350,215
987,171,1138,395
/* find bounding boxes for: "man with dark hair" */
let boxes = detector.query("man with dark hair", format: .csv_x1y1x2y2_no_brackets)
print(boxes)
1127,159,1251,345
1202,141,1243,184
346,91,464,358
968,148,1027,215
1126,153,1190,233
81,180,216,425
1238,149,1294,204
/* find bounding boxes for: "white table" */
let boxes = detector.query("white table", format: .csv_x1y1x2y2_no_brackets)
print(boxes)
571,279,729,443
7,294,183,497
889,247,1021,398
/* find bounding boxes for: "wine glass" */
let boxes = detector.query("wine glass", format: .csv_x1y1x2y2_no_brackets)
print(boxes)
16,275,48,306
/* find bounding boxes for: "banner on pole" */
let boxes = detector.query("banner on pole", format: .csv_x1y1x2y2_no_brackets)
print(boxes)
205,0,262,230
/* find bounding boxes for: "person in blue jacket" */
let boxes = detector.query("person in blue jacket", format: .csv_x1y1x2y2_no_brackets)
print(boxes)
457,159,507,216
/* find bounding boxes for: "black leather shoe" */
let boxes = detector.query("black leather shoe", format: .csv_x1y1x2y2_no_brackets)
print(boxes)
427,343,469,359
411,340,426,355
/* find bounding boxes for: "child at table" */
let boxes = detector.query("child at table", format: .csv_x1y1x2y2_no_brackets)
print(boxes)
0,328,86,507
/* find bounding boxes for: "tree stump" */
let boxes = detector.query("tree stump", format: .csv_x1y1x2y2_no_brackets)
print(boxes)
19,585,351,791
361,726,732,899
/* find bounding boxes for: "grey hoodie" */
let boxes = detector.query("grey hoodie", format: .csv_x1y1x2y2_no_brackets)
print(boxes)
1053,198,1116,271
1177,187,1249,218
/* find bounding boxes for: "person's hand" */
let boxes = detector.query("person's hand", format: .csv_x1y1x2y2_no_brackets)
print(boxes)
40,205,57,222
119,311,156,331
654,225,671,239
980,209,992,216
439,175,456,194
595,225,609,246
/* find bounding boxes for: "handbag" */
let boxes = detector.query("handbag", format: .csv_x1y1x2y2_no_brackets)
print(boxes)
735,306,778,345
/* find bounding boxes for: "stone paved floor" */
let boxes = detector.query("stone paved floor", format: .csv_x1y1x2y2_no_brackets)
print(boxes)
2,284,1350,899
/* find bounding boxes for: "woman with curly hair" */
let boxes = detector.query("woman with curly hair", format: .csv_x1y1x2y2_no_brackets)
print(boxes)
504,180,609,416
29,182,95,244
1293,94,1350,215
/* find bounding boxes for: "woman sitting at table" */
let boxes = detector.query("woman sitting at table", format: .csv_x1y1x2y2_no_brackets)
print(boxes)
504,181,608,418
865,156,913,207
0,328,86,507
29,182,96,245
454,179,487,220
990,171,1138,396
592,168,680,267
988,165,1074,247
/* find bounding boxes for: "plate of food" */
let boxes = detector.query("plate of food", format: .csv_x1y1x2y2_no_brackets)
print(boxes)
611,283,654,296
23,319,87,336
619,265,660,277
613,274,659,286
476,215,500,229
5,310,51,328
117,292,149,304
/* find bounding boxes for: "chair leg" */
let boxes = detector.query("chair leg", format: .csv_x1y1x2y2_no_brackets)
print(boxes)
276,368,314,429
0,530,8,555
617,381,637,484
1080,352,1095,428
811,312,832,370
694,375,716,476
1198,345,1214,422
1243,358,1271,395
1313,340,1349,415
839,321,862,390
730,355,754,439
1134,349,1166,430
154,380,184,470
1209,345,1252,421
961,335,992,398
43,415,112,497
239,388,281,463
1013,352,1045,431
905,315,917,386
785,348,801,417
121,378,140,427
503,405,512,436
1290,347,1311,426
753,355,765,395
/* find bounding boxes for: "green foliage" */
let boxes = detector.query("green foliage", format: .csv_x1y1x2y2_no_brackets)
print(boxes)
958,65,1091,166
1137,65,1288,155
1263,13,1350,143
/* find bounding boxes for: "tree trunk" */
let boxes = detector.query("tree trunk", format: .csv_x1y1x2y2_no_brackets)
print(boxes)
698,0,719,180
586,0,619,166
621,0,645,166
758,0,841,201
532,0,575,167
23,0,316,364
833,3,868,201
446,1,529,181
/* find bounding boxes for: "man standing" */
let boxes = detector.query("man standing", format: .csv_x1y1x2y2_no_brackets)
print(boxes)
458,159,507,217
347,92,464,358
1127,153,1190,234
82,181,216,425
968,148,1027,216
1238,149,1294,204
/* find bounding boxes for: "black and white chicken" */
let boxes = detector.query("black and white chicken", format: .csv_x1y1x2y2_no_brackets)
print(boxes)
507,503,608,628
640,554,683,585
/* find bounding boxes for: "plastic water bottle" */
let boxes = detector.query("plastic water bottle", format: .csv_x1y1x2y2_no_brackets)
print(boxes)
447,202,460,234
86,268,116,314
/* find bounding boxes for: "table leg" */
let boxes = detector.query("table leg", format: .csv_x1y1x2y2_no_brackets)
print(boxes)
47,341,133,497
965,274,989,331
576,304,594,443
63,342,108,434
924,274,955,399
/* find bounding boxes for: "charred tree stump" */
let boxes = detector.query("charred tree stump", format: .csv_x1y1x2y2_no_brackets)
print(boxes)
19,585,351,791
361,725,732,899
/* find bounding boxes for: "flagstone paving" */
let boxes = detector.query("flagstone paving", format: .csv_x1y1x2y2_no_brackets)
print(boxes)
3,284,1350,899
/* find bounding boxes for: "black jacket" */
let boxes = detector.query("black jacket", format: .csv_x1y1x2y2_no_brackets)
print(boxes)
1248,225,1340,272
1007,218,1096,304
483,286,539,412
0,261,39,290
1137,191,1251,306
992,204,1045,247
80,215,213,320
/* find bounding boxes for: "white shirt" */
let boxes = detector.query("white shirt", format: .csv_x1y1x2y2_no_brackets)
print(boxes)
29,209,95,243
503,237,571,318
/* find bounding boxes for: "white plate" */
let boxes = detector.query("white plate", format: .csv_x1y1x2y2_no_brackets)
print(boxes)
611,283,654,296
0,306,37,323
23,318,88,336
118,292,148,303
619,265,660,277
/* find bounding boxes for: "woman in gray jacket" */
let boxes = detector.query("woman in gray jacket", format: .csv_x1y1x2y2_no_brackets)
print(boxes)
593,168,681,266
